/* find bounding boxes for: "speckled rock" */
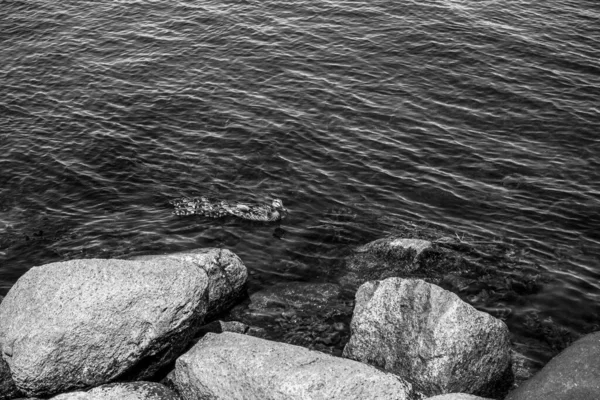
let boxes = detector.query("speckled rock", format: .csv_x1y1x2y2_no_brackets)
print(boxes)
505,331,600,400
340,237,466,289
0,355,19,400
510,350,535,389
196,320,249,335
0,258,209,397
173,332,420,400
50,382,180,399
343,278,512,398
131,248,247,320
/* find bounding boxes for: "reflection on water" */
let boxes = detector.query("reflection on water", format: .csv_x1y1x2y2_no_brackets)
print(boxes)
1,0,600,370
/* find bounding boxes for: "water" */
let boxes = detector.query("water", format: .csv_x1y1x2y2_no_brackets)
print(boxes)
1,0,599,371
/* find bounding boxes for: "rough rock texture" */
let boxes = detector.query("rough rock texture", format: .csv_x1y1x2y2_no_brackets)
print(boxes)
173,332,419,400
51,382,180,400
0,355,19,400
505,331,600,400
340,237,467,289
343,278,512,398
425,395,492,400
509,350,535,389
248,282,342,311
0,258,209,397
196,320,249,336
131,248,247,320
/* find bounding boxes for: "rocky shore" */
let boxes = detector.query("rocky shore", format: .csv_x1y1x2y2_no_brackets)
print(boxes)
0,239,597,400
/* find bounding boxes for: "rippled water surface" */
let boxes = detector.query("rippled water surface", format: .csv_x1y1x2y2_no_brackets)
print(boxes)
1,0,599,370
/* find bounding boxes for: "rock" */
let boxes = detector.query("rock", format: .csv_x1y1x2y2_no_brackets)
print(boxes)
50,382,180,399
505,331,600,400
340,237,466,289
0,355,19,400
131,248,247,320
229,282,351,355
425,395,492,400
343,278,512,398
248,282,342,312
172,332,419,400
196,320,249,335
0,258,209,397
510,350,535,389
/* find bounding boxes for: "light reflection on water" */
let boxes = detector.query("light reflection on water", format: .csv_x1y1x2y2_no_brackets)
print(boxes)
1,0,599,368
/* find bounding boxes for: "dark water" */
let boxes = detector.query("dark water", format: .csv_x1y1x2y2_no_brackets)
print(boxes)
1,0,599,370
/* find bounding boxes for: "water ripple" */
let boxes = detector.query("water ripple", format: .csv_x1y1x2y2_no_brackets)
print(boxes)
1,0,599,367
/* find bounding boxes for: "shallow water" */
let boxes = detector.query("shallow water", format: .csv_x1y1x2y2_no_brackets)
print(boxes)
1,0,599,370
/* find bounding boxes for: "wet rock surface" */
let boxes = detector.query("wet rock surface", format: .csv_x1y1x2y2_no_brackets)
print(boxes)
340,235,545,306
229,281,352,355
131,248,248,320
339,234,558,361
0,258,209,397
343,278,512,398
339,237,465,289
510,350,536,390
248,282,342,311
196,320,249,336
172,332,419,400
0,236,574,400
505,331,600,400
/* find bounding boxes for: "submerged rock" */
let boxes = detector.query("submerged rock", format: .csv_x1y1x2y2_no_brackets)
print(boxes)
50,382,180,400
172,332,419,400
0,258,209,397
196,320,249,336
505,331,600,400
131,248,248,320
229,282,351,355
509,350,536,389
248,282,342,312
340,237,467,289
343,278,512,398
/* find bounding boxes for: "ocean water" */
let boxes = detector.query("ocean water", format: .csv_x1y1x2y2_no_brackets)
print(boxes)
1,0,599,370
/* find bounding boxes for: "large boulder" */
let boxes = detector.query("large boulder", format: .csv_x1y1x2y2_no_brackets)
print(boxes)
172,332,420,400
340,237,466,289
505,331,600,400
0,356,19,400
50,382,180,399
0,258,209,397
131,248,247,320
343,278,512,398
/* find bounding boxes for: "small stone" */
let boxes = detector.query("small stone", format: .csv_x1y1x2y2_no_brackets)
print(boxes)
333,322,346,331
